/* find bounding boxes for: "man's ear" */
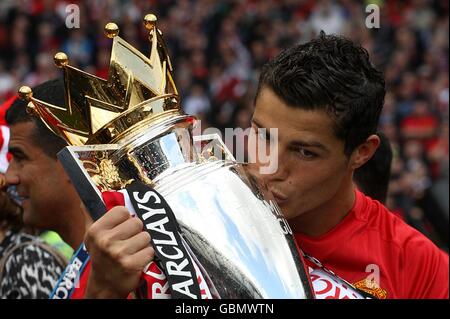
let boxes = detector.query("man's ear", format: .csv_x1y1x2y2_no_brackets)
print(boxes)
350,134,380,170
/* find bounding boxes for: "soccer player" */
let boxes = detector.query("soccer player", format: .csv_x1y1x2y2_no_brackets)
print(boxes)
62,33,450,299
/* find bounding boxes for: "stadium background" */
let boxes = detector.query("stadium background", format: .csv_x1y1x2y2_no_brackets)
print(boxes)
0,0,448,250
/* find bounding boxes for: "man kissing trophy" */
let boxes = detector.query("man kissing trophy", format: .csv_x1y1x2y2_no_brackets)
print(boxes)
16,14,349,299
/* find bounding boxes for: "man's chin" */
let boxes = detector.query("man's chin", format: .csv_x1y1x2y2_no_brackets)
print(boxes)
274,197,288,206
274,200,291,217
21,201,33,224
277,202,305,221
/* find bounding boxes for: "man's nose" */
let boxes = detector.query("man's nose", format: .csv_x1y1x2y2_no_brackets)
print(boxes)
262,159,289,182
4,164,20,186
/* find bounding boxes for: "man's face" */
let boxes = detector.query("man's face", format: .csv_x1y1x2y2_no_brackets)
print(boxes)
5,121,68,229
250,87,354,223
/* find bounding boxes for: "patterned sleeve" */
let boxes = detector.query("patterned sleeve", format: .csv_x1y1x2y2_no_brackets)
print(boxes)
0,242,66,299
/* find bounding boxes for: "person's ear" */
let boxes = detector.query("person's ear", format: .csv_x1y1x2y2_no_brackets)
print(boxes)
349,134,380,170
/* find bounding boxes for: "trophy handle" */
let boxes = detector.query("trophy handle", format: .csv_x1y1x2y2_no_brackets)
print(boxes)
58,146,108,221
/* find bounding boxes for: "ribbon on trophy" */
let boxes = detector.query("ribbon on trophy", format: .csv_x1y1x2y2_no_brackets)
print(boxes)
125,181,203,299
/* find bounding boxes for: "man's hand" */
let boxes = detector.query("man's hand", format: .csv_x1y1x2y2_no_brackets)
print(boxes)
84,206,154,298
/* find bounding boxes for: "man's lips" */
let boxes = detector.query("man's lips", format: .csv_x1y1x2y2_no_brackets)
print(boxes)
270,189,288,203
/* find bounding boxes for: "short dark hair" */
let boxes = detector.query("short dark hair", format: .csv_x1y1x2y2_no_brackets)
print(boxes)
256,32,386,156
354,132,393,203
6,78,68,158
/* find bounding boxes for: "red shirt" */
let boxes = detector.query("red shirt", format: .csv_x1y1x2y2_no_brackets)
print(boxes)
295,189,449,299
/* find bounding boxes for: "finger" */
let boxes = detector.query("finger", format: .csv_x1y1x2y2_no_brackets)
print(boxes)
96,206,131,230
119,231,152,255
125,246,155,271
110,217,144,241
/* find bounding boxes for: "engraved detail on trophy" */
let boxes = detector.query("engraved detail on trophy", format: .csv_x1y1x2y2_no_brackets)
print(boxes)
126,152,154,187
82,151,133,191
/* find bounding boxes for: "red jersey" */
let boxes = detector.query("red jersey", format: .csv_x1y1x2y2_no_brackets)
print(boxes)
62,190,369,299
295,189,449,299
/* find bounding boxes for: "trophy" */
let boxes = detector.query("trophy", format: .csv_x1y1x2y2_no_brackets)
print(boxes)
18,14,314,299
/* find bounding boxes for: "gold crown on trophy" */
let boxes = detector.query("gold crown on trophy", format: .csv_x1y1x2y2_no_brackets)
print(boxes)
18,14,181,146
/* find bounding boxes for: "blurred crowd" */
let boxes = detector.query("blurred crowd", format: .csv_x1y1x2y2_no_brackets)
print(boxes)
0,0,448,249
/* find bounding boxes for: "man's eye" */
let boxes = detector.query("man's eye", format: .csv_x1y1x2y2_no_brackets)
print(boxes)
297,148,316,159
11,154,24,162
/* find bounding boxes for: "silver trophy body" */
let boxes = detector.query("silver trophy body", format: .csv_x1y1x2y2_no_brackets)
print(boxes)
61,113,313,299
